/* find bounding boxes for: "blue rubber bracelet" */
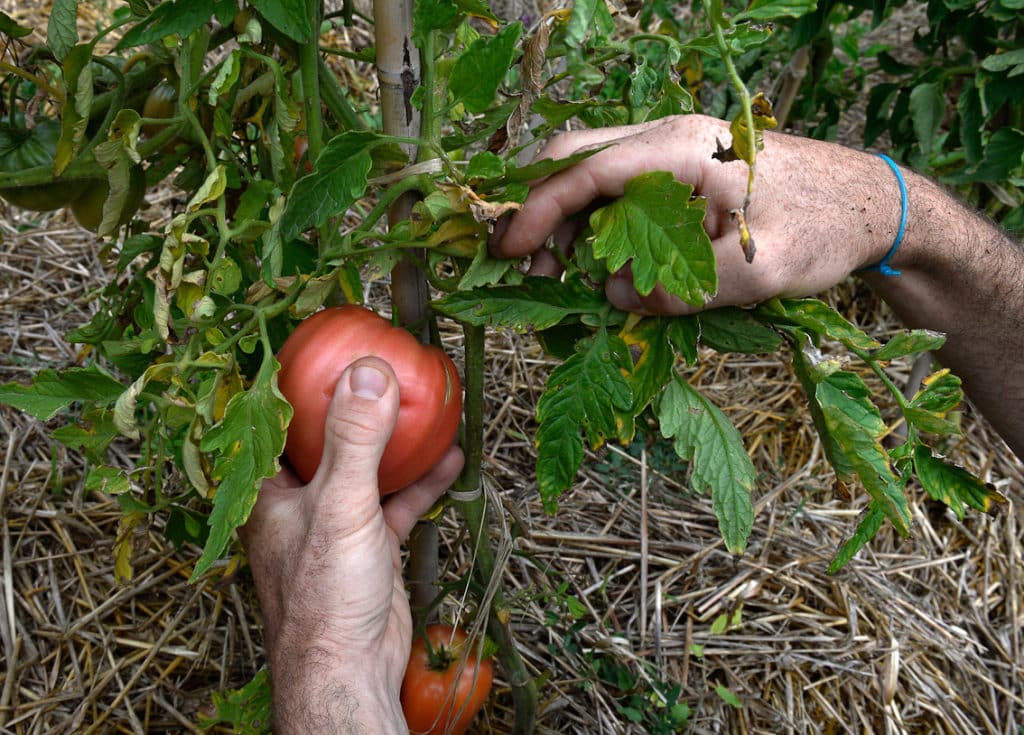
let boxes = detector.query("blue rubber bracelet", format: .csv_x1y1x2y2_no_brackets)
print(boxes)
863,153,907,276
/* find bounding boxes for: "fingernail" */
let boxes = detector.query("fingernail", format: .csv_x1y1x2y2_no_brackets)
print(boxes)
606,276,642,313
350,364,387,399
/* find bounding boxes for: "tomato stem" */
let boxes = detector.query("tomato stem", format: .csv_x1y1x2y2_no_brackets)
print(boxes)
451,324,539,734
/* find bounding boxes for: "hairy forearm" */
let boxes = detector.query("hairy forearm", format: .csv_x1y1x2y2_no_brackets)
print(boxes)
271,648,408,734
861,170,1024,459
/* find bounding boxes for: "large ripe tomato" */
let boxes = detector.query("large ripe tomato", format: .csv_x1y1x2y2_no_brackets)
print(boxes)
276,305,462,493
401,624,494,735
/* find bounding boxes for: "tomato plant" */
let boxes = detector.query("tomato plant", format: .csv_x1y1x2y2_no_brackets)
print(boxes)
401,625,494,735
276,305,462,493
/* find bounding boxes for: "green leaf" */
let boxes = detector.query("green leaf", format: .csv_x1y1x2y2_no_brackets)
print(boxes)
656,377,755,553
449,23,523,115
414,0,457,37
957,81,983,165
590,171,716,307
908,82,945,155
279,131,377,241
760,298,880,350
666,317,699,366
629,59,660,109
47,0,79,60
871,329,945,362
828,502,885,573
249,0,312,42
904,368,963,435
981,48,1024,76
500,146,607,185
84,465,130,495
117,0,234,48
698,307,782,354
192,355,292,581
456,242,517,290
51,409,118,461
466,151,505,180
92,110,143,237
566,0,615,47
434,276,606,330
536,332,633,512
0,367,124,420
200,670,273,734
817,378,911,534
715,685,742,708
735,0,817,22
0,11,33,38
914,445,1004,519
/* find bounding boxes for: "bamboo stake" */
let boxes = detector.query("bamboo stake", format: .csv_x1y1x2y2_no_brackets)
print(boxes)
372,0,437,614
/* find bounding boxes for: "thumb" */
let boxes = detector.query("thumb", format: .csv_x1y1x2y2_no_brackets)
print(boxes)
306,357,400,518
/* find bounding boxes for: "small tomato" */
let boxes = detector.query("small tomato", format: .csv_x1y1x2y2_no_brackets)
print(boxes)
276,305,462,493
401,625,494,735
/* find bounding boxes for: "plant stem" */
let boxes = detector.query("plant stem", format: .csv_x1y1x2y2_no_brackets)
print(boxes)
452,325,538,735
301,0,325,159
317,57,365,131
705,0,757,195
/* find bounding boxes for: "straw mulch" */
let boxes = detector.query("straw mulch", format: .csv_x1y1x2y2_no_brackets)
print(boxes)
1,1,1023,733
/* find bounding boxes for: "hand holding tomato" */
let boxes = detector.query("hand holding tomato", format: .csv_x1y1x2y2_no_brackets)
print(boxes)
240,358,464,734
276,305,463,493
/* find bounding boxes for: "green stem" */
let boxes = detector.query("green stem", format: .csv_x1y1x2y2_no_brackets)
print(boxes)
705,0,757,195
452,325,538,735
419,31,441,157
317,57,365,131
301,0,325,159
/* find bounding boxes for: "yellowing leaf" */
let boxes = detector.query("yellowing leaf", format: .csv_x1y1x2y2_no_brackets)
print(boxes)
192,353,291,580
114,511,147,584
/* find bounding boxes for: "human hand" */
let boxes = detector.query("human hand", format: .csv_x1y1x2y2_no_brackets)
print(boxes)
491,114,901,315
240,357,464,734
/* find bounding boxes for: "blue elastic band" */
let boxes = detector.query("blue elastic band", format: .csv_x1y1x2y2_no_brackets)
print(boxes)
864,153,907,276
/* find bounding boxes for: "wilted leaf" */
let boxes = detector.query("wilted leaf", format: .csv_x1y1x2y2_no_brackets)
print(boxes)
828,502,885,573
192,354,291,580
817,378,911,534
914,445,1005,520
761,298,880,351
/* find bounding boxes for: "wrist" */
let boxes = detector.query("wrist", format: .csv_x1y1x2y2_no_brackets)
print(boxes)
271,646,407,734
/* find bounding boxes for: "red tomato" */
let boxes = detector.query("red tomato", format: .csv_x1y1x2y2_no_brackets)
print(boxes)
276,305,461,493
401,624,494,735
